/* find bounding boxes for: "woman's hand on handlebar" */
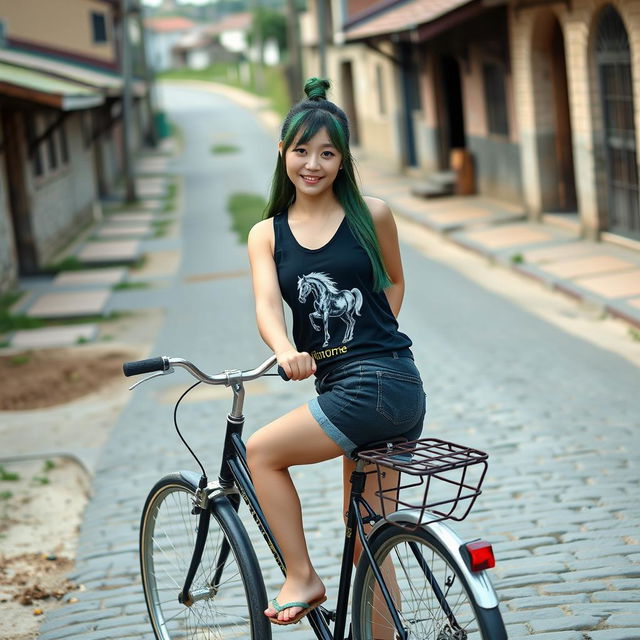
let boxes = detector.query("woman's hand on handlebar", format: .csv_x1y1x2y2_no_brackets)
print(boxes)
276,349,316,381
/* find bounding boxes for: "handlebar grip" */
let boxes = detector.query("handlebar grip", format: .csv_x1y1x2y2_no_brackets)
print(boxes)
123,357,166,377
277,365,290,381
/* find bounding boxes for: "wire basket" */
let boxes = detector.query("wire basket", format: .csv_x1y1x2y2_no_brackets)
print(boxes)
357,437,488,531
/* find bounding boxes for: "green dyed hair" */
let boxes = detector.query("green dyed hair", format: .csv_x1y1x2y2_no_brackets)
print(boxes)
264,77,391,291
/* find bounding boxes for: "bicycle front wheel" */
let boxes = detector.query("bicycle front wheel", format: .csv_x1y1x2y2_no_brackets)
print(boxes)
140,472,271,640
352,524,506,640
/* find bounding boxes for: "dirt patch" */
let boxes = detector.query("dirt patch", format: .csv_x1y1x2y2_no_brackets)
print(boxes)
0,346,136,410
0,457,89,640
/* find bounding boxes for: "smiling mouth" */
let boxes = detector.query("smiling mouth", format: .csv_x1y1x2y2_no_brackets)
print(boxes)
301,175,321,184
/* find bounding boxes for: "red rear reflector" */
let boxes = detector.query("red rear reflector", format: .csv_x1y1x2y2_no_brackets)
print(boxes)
465,540,495,572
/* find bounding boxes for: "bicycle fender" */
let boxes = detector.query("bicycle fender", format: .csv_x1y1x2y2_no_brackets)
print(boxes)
178,469,201,489
369,511,500,610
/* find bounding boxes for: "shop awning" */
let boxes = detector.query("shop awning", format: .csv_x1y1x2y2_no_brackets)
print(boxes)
0,48,146,97
344,0,479,42
0,62,105,110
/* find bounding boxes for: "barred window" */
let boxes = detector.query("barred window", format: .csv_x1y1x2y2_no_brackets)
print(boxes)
482,62,509,136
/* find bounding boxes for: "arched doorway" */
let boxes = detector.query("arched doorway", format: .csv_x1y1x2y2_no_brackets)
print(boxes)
595,5,639,238
531,11,577,213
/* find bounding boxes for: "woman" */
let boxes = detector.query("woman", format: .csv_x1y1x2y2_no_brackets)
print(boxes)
246,77,426,626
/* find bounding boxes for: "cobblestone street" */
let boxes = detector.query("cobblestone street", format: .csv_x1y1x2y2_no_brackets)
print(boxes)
37,84,640,640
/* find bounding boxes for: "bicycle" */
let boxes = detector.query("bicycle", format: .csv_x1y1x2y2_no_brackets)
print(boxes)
124,353,507,639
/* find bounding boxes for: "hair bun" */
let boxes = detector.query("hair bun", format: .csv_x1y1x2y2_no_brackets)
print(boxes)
304,77,330,101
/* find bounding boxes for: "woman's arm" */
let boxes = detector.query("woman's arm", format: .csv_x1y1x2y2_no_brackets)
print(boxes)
247,219,316,380
364,196,405,317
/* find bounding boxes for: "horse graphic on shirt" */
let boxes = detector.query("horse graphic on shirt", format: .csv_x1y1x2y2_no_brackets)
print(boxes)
297,272,363,347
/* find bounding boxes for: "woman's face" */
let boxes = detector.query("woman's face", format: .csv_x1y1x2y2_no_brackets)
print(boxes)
281,126,343,197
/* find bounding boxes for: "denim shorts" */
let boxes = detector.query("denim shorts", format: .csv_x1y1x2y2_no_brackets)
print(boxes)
308,354,427,458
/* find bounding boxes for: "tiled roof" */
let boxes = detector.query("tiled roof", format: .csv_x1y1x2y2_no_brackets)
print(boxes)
144,16,197,32
345,0,474,40
202,12,253,36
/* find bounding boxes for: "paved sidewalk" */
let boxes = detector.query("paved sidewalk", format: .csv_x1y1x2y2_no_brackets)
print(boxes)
356,158,640,330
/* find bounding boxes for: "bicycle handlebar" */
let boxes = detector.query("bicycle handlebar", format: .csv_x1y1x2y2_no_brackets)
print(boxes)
123,354,286,385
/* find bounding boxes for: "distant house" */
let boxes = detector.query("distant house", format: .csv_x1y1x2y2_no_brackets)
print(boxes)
0,0,153,292
144,16,197,71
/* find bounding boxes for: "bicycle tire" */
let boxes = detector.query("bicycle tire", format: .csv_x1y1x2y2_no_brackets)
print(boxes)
352,523,507,640
140,472,271,640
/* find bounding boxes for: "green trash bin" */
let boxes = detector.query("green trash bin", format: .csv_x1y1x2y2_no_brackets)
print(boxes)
153,111,170,139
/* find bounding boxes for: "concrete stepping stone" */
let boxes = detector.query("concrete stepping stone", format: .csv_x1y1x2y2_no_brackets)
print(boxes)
77,240,140,263
136,178,168,188
135,184,168,198
463,225,553,250
540,255,636,279
137,199,165,210
107,213,155,224
97,224,152,239
10,324,98,348
26,290,110,318
575,269,640,298
53,268,127,287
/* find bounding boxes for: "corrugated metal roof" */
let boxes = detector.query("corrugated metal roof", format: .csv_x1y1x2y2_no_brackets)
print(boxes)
0,49,122,94
0,62,104,110
345,0,474,40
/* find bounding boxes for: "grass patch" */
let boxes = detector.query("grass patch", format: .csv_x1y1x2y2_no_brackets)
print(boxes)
43,460,56,472
48,256,85,272
0,491,13,501
0,291,44,333
511,253,524,264
112,281,151,291
211,144,240,155
228,193,266,244
629,327,640,342
9,353,32,366
0,466,19,482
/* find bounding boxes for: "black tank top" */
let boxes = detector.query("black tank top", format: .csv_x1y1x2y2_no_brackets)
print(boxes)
273,210,412,378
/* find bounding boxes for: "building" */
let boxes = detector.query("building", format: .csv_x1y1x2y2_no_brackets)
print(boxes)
301,0,640,244
0,0,153,293
144,15,197,71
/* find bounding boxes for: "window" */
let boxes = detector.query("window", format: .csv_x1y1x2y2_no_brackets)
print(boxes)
25,112,71,181
376,64,386,115
482,62,509,136
25,114,44,178
91,12,108,43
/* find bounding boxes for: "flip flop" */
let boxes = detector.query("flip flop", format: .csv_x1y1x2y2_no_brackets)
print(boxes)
267,595,327,626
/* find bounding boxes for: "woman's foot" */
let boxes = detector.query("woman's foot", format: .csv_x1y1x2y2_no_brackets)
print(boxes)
264,573,326,624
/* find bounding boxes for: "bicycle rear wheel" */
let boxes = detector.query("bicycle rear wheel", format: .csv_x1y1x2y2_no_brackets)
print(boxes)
140,472,271,639
352,524,506,640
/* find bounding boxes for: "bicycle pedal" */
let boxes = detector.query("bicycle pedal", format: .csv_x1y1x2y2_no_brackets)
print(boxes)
319,605,335,622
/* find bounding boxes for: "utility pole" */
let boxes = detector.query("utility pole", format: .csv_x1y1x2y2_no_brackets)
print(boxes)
317,0,327,78
135,0,158,148
286,0,302,103
121,0,137,203
251,0,264,94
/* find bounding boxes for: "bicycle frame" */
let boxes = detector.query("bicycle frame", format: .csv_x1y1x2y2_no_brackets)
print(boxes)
129,356,503,640
177,376,459,640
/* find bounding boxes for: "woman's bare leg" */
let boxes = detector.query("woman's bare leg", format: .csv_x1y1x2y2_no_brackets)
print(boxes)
343,457,400,640
246,404,343,623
